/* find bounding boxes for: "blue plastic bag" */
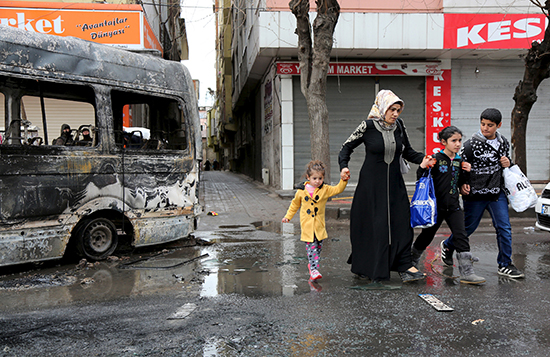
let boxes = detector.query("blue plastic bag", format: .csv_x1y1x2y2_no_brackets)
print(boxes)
410,169,437,228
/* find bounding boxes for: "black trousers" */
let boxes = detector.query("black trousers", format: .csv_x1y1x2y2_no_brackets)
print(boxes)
413,208,470,253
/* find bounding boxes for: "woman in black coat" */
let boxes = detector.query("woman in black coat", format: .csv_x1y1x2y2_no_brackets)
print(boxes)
339,89,432,283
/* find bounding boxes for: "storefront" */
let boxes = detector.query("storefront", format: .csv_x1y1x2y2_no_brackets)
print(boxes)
268,61,451,188
261,12,550,190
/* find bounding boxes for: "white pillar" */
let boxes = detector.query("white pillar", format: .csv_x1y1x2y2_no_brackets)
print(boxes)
280,75,294,190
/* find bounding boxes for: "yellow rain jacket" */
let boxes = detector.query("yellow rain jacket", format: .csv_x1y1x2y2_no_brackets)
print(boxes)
284,179,348,242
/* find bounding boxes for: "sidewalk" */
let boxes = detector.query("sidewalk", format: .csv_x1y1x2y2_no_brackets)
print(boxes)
199,170,290,224
201,170,541,222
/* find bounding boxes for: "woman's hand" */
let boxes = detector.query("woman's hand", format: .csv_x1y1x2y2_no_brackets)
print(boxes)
460,184,470,196
282,217,290,223
420,155,436,169
341,168,351,181
461,162,471,172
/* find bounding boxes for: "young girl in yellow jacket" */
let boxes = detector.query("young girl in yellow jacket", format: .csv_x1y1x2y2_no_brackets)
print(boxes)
282,160,349,280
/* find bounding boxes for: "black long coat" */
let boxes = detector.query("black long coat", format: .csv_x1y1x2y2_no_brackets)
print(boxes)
338,118,424,281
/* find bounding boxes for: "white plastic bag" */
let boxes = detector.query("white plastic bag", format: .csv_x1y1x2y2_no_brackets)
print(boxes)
503,165,537,212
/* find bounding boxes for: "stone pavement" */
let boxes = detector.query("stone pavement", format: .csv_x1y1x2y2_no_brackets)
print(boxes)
201,170,542,221
199,170,290,223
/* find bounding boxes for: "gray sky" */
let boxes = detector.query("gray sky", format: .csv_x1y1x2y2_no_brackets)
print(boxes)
181,0,216,107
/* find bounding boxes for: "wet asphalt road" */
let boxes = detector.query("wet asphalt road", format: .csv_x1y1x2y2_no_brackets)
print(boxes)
1,171,550,356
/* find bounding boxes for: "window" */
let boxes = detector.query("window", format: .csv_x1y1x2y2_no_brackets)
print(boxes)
0,76,96,147
111,90,188,151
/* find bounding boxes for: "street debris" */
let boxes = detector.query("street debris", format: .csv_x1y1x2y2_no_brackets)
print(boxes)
472,319,485,325
119,253,209,270
76,258,95,270
173,274,185,283
80,277,95,285
419,294,454,312
207,211,219,216
168,302,197,320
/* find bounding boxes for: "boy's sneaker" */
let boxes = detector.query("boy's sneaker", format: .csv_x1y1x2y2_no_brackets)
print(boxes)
498,264,525,278
308,264,322,280
440,240,454,266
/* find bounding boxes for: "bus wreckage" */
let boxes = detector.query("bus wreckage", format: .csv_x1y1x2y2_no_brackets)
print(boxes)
0,27,203,266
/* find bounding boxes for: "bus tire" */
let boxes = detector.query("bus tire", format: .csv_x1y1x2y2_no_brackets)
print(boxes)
75,218,118,261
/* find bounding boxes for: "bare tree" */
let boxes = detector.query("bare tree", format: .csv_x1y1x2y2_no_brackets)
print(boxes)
289,0,340,182
511,0,550,174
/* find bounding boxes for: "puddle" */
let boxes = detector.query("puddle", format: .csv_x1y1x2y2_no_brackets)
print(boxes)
194,221,550,298
0,247,209,312
0,273,77,290
252,221,296,234
2,221,550,309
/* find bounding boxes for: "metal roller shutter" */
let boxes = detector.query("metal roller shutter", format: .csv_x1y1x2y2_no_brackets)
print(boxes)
21,96,95,144
451,59,550,181
0,95,95,144
293,75,425,185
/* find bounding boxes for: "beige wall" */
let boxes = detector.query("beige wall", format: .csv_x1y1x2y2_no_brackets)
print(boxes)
266,0,443,12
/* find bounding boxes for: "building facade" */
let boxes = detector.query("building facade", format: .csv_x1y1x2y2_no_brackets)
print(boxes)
217,0,550,189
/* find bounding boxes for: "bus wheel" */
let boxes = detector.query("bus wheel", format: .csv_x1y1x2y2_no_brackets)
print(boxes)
75,218,118,261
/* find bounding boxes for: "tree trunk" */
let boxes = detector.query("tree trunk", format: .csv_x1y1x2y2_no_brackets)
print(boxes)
290,0,340,183
511,1,550,174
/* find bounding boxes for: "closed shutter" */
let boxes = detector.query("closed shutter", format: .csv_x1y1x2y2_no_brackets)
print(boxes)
20,96,95,144
451,59,550,181
293,75,425,185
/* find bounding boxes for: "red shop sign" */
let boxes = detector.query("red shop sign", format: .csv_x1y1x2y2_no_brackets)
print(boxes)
444,13,548,49
277,62,442,76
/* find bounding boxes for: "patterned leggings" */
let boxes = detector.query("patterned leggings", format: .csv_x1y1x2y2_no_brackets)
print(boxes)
306,237,323,270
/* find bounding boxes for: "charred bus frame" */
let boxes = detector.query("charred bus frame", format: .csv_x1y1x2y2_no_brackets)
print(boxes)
0,27,202,266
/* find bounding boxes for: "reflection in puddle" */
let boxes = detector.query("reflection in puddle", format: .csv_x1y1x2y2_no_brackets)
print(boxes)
252,221,295,234
0,247,209,311
200,251,219,298
195,222,550,298
198,221,303,298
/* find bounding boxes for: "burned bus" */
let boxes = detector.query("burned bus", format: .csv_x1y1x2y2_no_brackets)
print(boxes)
0,27,202,266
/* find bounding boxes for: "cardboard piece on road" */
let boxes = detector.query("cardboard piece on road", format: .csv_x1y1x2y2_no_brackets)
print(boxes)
419,293,454,312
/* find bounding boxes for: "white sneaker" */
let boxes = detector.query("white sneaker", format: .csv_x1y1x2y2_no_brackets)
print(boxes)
308,264,322,280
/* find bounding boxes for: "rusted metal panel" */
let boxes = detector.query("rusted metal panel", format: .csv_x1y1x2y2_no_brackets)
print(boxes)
0,217,74,267
130,214,193,247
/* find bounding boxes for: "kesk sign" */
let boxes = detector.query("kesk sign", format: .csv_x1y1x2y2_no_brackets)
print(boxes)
0,1,162,52
444,13,548,49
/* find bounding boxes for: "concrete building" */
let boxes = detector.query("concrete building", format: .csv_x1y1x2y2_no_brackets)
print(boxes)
215,0,550,190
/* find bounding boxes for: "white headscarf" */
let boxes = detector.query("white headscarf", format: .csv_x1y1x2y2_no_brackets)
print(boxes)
367,90,404,131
